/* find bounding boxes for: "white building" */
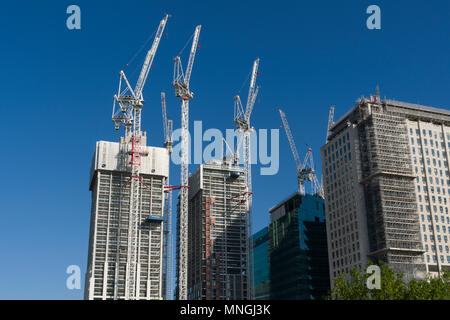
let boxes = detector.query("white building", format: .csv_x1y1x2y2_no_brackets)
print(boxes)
321,96,450,286
85,134,169,300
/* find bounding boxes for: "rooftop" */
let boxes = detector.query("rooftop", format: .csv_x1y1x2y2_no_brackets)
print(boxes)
330,96,450,135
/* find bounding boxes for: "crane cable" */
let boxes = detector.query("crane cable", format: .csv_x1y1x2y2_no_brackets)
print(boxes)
237,67,252,95
176,30,195,58
123,28,158,71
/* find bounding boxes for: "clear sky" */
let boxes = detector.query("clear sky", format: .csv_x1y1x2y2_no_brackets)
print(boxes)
0,0,449,299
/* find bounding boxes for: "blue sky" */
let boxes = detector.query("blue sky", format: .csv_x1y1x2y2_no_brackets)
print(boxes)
0,0,449,299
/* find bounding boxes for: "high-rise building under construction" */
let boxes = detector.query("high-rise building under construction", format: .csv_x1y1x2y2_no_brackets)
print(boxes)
84,135,169,300
322,94,450,286
177,159,252,300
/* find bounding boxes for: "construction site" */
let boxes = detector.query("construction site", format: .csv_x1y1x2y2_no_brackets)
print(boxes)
84,12,450,301
85,14,260,300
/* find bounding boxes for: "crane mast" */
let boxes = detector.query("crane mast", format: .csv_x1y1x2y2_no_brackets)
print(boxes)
173,25,201,300
233,58,260,299
110,14,169,300
161,92,174,300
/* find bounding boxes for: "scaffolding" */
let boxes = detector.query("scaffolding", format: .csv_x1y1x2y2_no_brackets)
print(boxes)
357,101,426,274
182,159,250,300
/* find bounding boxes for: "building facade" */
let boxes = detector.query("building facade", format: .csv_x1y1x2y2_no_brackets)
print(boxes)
180,159,251,300
253,227,270,300
268,193,330,300
85,136,169,300
322,96,450,286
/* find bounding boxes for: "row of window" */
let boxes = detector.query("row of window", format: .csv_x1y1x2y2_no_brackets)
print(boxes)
424,234,448,243
424,244,449,253
411,137,450,149
415,173,450,189
324,132,351,155
333,265,363,278
418,203,449,214
421,214,450,224
409,128,450,140
331,242,360,259
417,190,449,203
426,255,450,264
332,252,361,270
422,225,450,235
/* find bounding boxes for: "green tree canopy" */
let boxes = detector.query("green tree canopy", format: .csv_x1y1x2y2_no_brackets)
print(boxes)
327,262,450,300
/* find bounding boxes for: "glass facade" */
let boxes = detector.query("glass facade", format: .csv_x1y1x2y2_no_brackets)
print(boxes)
253,227,270,300
269,194,330,300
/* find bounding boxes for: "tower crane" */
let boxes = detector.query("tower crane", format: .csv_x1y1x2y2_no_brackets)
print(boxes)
279,109,323,197
161,92,174,300
110,14,169,300
173,25,201,300
233,58,260,299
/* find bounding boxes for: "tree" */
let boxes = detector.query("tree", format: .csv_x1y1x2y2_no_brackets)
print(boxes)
327,262,450,300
